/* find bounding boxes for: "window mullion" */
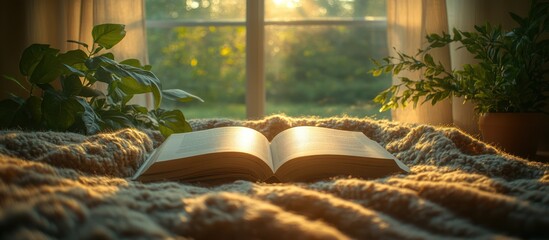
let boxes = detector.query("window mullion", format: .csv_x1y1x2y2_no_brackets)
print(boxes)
246,0,265,119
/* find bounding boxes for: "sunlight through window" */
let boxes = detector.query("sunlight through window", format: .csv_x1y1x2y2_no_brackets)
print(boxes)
272,0,301,9
145,0,390,119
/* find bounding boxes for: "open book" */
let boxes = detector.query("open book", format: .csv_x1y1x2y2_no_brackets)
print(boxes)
133,126,409,183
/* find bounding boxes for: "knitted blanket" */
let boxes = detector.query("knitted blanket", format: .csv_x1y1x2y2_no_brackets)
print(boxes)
0,115,547,239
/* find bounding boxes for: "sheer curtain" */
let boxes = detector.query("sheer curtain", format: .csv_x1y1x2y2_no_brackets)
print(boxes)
24,0,151,107
386,0,453,126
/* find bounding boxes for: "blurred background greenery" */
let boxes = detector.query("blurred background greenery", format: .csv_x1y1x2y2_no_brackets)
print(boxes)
145,0,390,119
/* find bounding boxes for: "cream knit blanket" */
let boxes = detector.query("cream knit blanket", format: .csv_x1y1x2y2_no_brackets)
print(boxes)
0,115,547,239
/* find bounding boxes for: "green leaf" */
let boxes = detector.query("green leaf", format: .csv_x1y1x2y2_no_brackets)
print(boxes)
75,98,102,134
120,59,142,67
123,105,157,128
509,12,525,26
393,64,403,75
162,89,204,103
379,104,391,112
372,68,383,77
67,39,89,49
116,77,149,95
42,90,84,131
96,109,135,130
95,66,116,84
373,92,387,104
154,109,192,137
2,75,28,92
452,28,462,41
58,49,88,66
92,24,126,49
107,81,130,105
59,51,89,74
19,44,59,77
430,42,447,48
29,54,64,84
108,64,162,108
91,46,105,55
474,24,485,34
125,104,149,114
36,83,55,92
120,59,152,71
86,55,117,70
63,64,86,77
79,86,104,98
100,52,115,60
61,75,83,96
424,68,434,76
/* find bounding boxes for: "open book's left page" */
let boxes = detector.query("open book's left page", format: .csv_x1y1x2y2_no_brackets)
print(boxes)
133,127,274,182
157,127,272,165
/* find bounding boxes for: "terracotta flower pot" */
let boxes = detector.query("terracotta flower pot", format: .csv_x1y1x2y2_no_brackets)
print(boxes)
478,113,545,159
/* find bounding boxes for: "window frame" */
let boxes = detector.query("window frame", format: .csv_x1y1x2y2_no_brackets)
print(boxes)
146,0,387,119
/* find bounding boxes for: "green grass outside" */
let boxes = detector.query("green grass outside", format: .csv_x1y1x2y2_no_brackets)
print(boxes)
178,102,391,120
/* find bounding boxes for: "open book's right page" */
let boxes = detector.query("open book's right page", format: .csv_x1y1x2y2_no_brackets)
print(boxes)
269,126,405,172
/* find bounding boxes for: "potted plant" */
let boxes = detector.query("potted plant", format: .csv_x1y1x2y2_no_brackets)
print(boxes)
0,23,203,137
370,0,548,158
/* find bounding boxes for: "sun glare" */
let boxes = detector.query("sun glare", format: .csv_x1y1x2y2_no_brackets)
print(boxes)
235,128,256,151
273,0,301,9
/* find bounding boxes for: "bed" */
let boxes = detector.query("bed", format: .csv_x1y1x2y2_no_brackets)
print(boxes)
0,115,547,239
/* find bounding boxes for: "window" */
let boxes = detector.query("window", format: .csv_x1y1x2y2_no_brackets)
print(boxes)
145,0,390,119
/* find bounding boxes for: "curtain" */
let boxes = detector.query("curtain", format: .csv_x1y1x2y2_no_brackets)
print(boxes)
386,0,453,125
24,0,151,107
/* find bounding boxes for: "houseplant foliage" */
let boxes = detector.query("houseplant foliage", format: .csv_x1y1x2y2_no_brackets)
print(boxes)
370,0,548,114
0,23,202,137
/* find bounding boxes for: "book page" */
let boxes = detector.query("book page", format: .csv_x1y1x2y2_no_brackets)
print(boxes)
269,126,393,171
155,127,273,170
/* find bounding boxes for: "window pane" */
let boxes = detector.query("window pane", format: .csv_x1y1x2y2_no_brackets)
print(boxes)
145,0,245,21
146,0,247,119
265,0,390,118
147,26,247,119
146,0,390,119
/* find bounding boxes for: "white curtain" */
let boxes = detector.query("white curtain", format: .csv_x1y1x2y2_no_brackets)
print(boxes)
386,0,453,126
25,0,151,107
